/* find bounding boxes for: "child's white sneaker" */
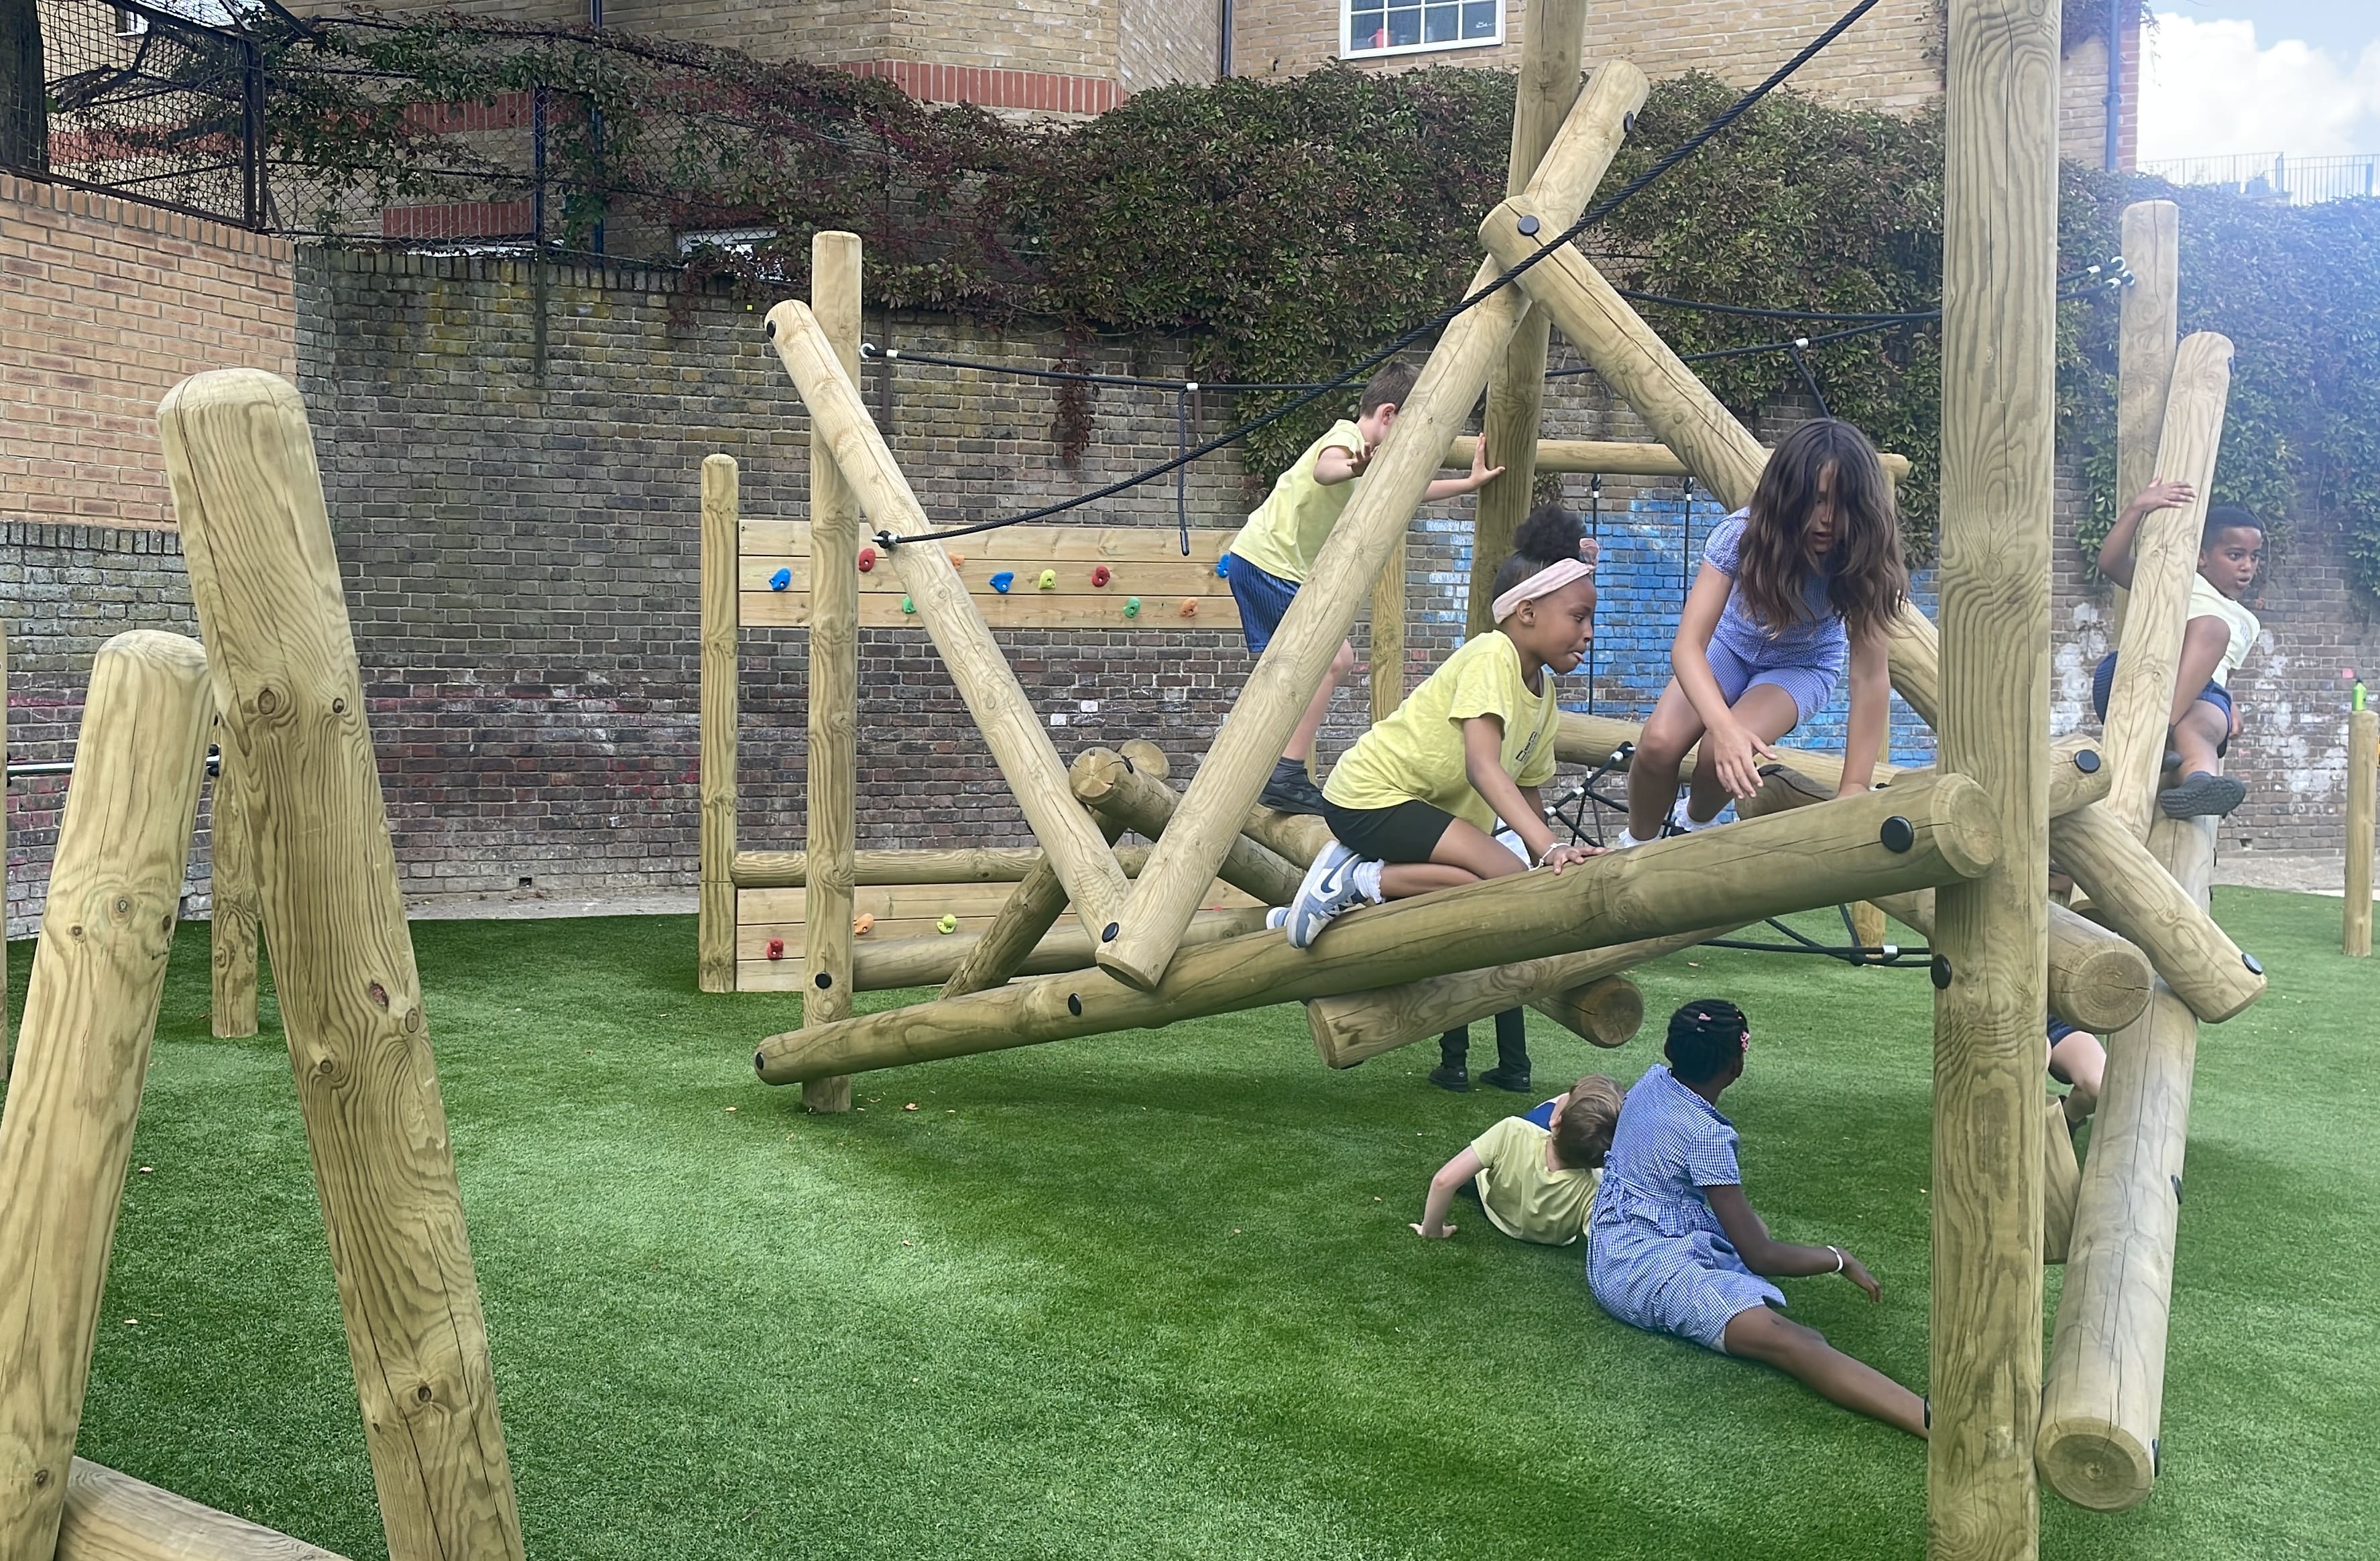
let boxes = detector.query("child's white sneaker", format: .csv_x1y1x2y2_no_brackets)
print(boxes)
1287,841,1367,949
1266,906,1289,932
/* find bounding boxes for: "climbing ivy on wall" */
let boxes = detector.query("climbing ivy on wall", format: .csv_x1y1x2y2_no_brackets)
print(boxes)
264,17,2380,592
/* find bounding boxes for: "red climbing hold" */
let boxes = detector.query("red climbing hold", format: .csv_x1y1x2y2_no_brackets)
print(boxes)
857,546,878,572
1091,565,1112,588
766,938,785,960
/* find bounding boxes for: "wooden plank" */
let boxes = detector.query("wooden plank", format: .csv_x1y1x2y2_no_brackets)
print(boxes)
2100,332,2233,840
1466,0,1590,635
739,590,1242,632
735,847,1069,887
207,711,261,1038
738,556,1234,597
741,882,1053,924
1099,62,1653,993
739,518,1238,564
1929,0,2060,1548
699,454,739,993
2348,707,2375,956
2037,814,2214,1509
756,771,1998,1084
1444,435,1909,481
159,369,526,1561
767,306,1134,947
2112,200,2181,633
60,1458,353,1561
0,632,213,1561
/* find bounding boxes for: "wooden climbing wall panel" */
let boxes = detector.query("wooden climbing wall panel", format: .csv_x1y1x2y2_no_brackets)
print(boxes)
737,521,1248,632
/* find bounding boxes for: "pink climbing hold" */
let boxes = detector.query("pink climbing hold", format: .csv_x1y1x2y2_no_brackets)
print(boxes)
766,938,785,961
1091,565,1112,588
858,546,878,572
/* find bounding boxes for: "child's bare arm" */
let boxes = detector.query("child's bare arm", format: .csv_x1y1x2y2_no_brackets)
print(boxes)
1671,564,1775,797
1414,1147,1484,1238
1313,438,1373,486
1706,1185,1881,1298
2171,615,2231,729
1464,719,1596,871
2096,479,2197,588
1423,433,1504,501
1836,625,1891,798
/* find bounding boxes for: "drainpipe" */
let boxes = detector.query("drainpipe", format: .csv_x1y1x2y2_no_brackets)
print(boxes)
589,0,605,253
2102,0,2125,172
1219,0,1234,80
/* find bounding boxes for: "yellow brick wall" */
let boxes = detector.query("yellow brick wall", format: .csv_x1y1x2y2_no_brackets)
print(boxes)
885,0,1116,79
1120,0,1226,91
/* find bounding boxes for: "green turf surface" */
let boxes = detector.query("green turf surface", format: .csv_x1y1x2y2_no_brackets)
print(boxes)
3,885,2371,1558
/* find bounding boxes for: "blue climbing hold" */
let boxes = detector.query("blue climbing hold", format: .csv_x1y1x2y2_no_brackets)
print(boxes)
1215,556,1232,578
991,570,1015,594
769,567,792,592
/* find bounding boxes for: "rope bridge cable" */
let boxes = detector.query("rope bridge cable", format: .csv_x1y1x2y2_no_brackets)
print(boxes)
874,0,1892,550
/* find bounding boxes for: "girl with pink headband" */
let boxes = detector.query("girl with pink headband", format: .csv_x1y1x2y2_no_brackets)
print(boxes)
1275,505,1603,954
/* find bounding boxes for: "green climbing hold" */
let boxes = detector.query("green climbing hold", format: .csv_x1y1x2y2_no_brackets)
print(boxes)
1124,597,1141,618
901,595,915,614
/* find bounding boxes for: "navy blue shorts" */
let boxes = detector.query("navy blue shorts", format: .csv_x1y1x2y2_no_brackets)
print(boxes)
2091,653,2232,751
1224,554,1299,654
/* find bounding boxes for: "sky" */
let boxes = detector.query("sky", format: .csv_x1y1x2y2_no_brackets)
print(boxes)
2139,3,2380,162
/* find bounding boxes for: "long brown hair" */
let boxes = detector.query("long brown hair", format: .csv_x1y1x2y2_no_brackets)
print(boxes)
1734,418,1908,642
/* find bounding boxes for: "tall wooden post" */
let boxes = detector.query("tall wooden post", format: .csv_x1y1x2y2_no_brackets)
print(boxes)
1369,543,1406,725
1098,62,1650,992
2110,200,2179,631
0,631,213,1561
1930,0,2058,1553
697,454,739,993
802,231,864,1114
1,618,9,1079
1465,0,1589,636
160,369,526,1561
2347,706,2376,956
208,712,261,1038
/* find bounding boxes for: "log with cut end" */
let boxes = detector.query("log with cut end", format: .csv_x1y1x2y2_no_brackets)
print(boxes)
1527,975,1643,1049
2050,801,2264,1022
1072,746,1305,908
756,772,1997,1084
59,1459,354,1561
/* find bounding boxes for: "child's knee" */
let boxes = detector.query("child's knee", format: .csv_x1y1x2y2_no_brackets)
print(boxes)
1331,641,1358,681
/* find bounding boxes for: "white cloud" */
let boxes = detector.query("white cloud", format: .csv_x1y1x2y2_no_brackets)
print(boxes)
2139,13,2380,160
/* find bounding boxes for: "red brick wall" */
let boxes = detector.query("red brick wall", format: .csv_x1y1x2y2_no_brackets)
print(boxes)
0,172,296,532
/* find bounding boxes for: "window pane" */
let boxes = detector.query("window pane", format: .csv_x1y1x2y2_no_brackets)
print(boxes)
1386,4,1422,47
1462,1,1497,39
1350,7,1386,50
1422,1,1458,44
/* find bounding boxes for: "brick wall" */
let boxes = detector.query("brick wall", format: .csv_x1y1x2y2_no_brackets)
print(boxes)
1120,0,1225,92
0,172,296,530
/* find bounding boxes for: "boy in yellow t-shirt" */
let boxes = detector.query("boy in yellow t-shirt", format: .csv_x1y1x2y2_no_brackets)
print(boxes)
1223,359,1503,814
1277,505,1601,949
1411,1075,1626,1245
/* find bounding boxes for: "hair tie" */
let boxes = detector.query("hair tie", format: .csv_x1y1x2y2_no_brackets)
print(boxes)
1492,556,1594,623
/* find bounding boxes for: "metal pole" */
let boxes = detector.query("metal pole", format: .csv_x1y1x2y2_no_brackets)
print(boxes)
242,36,263,230
2102,0,2124,172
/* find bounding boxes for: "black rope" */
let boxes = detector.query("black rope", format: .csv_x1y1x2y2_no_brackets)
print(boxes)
1787,339,1832,418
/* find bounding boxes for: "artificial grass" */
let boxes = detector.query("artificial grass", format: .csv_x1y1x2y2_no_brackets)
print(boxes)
3,885,2373,1558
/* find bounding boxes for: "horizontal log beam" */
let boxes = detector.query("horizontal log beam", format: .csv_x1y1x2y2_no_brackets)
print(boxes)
2049,802,2265,1023
1444,436,1909,481
756,773,1998,1084
1529,975,1643,1048
1554,710,1903,796
734,845,1151,889
859,908,1272,991
59,1459,352,1561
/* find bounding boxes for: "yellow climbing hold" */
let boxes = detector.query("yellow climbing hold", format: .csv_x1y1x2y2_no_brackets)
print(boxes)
1037,568,1058,590
936,913,959,935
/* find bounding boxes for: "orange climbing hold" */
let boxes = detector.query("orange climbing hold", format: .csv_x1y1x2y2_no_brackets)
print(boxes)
947,551,965,567
853,912,876,936
1179,599,1198,617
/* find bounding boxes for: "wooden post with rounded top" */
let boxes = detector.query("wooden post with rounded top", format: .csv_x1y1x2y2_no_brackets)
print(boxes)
766,303,1132,948
1097,62,1650,992
1370,541,1406,726
159,369,525,1561
2346,706,2375,956
2037,814,2215,1509
1466,0,1589,636
697,454,739,993
2099,332,2233,841
207,712,261,1038
2111,200,2180,633
941,747,1146,1000
0,631,213,1561
1927,0,2060,1552
802,231,865,1113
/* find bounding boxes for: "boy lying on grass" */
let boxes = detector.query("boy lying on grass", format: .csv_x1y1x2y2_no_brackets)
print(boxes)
1412,1075,1626,1245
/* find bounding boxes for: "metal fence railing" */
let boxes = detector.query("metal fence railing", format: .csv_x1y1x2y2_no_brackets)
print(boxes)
2141,151,2380,207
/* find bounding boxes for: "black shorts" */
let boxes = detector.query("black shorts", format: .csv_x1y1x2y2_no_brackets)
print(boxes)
1321,797,1459,863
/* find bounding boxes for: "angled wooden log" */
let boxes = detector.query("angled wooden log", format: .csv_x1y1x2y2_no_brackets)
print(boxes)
1239,806,1333,869
1930,0,2061,1545
207,712,261,1038
1,619,7,1078
1098,61,1651,993
2100,332,2233,840
698,454,739,993
2037,814,2215,1510
1074,747,1304,908
802,231,866,1113
766,303,1132,946
862,908,1270,993
2042,1093,2081,1267
2112,200,2181,633
1527,973,1643,1049
1466,0,1589,635
942,747,1145,999
1445,436,1909,481
2348,706,2375,956
2050,801,2264,1022
0,631,213,1561
160,369,525,1561
758,771,1996,1084
60,1458,353,1561
733,845,1154,889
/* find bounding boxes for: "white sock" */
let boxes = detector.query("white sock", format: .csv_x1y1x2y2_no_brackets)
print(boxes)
1352,859,1386,902
1614,828,1650,850
1669,797,1723,832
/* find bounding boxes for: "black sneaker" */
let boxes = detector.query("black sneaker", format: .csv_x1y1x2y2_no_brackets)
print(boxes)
2158,771,2245,818
1428,1064,1471,1092
1260,758,1330,816
1478,1065,1533,1094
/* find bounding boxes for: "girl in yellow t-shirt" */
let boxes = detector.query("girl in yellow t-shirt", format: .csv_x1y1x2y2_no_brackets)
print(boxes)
1277,505,1604,948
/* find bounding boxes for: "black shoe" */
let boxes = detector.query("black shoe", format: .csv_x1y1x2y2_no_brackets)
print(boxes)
2158,771,2245,818
1428,1064,1471,1092
1478,1064,1533,1094
1259,759,1330,816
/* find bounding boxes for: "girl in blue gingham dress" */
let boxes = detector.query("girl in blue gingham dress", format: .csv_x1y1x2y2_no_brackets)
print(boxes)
1588,1001,1929,1438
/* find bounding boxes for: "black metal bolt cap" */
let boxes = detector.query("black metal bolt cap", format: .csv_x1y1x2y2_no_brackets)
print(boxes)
1516,214,1541,237
814,971,833,991
2074,749,2102,773
1880,815,1916,853
1067,993,1084,1016
2242,951,2263,975
1103,922,1120,942
1930,955,1953,991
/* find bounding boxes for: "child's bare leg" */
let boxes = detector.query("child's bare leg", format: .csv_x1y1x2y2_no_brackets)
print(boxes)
1379,819,1512,899
1283,639,1358,765
1628,679,1706,840
2171,698,2226,779
1721,1305,1929,1438
1685,684,1800,824
2049,1029,2106,1125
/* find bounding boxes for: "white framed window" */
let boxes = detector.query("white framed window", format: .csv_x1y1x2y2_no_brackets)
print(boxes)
1342,1,1503,60
115,6,151,36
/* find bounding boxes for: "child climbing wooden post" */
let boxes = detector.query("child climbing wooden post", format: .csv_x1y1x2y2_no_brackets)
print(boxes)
1466,0,1588,635
1097,60,1651,992
698,454,739,993
160,369,527,1561
1929,0,2060,1550
2348,703,2375,956
802,231,864,1114
208,708,262,1038
0,631,213,1561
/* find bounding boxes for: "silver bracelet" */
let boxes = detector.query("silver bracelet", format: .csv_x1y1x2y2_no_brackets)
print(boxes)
1828,1245,1845,1273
